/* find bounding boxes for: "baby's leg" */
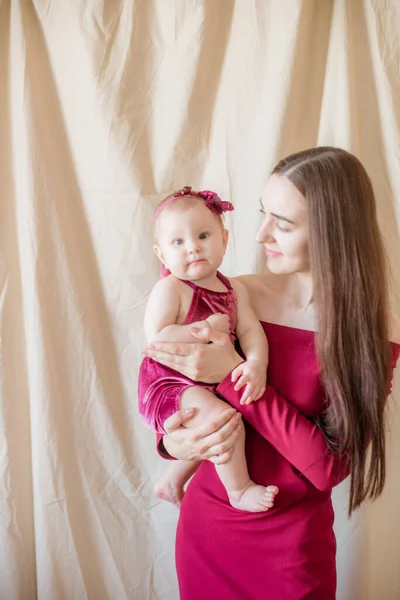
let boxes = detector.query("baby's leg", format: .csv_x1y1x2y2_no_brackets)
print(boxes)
154,460,200,507
180,386,279,512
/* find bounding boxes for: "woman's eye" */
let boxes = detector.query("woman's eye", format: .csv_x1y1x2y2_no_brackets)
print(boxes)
199,232,209,240
276,223,290,233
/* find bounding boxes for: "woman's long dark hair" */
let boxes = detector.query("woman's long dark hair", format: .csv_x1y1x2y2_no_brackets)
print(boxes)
272,147,391,515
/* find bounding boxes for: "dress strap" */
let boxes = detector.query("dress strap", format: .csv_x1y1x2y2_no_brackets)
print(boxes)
216,271,232,290
179,272,231,291
179,278,197,290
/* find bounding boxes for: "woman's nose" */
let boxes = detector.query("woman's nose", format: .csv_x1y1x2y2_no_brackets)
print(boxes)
256,220,274,244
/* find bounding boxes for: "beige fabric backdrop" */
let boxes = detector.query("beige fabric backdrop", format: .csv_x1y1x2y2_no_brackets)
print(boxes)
0,0,399,598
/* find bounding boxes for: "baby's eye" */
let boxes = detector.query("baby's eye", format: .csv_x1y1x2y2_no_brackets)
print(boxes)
173,238,184,245
199,232,209,240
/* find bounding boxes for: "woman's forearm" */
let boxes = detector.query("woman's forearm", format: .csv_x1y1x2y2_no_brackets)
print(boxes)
216,376,351,491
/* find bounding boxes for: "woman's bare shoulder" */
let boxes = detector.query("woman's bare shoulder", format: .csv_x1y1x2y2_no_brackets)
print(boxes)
233,272,281,320
233,272,278,294
390,312,400,344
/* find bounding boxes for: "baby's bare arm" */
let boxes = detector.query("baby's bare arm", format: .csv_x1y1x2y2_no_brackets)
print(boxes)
231,279,269,366
152,321,210,343
144,276,210,344
229,278,268,404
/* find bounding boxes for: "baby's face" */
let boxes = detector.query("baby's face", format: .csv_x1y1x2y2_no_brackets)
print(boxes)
154,201,229,281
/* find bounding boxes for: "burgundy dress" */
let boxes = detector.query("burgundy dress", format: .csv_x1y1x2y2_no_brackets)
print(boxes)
159,322,400,600
138,272,237,433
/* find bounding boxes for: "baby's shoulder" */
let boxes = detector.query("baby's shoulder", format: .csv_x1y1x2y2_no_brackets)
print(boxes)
150,274,184,299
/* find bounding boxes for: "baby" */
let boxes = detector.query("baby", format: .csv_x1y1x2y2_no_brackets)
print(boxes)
138,186,278,512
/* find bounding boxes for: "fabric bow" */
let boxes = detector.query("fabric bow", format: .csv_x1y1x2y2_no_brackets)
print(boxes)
197,189,234,216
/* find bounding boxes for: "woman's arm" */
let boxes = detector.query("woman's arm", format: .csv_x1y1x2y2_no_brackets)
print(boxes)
216,345,400,491
217,376,351,491
146,327,350,489
147,327,399,491
145,327,348,488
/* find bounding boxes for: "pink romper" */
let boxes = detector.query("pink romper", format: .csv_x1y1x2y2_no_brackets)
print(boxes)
138,272,237,434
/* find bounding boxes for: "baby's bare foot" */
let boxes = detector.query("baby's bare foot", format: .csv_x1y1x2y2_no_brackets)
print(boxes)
228,483,279,513
154,478,184,508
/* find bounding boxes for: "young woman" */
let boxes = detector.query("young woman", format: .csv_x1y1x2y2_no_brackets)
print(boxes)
144,147,400,600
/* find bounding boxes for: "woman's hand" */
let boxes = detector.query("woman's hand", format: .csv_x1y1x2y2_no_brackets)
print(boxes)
162,407,243,465
143,325,243,383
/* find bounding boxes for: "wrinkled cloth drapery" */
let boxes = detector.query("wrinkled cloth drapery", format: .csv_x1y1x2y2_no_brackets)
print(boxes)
0,1,399,599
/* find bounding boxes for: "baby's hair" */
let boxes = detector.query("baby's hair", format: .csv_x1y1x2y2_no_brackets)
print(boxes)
153,186,233,243
156,191,199,212
154,190,226,227
153,194,199,235
153,192,198,243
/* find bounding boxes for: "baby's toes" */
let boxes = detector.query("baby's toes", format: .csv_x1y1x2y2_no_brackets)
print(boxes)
259,493,274,509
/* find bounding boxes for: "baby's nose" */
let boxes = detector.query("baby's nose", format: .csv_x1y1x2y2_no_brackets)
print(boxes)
188,239,201,252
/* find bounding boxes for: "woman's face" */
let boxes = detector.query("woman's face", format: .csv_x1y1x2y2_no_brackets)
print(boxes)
257,174,310,275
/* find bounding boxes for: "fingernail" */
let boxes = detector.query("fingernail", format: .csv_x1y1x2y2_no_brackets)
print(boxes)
183,408,194,415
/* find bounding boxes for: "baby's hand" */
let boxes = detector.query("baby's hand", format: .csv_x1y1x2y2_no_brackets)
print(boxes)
206,313,231,336
231,359,267,405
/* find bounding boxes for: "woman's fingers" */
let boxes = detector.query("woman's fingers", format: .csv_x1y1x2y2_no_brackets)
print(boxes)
144,331,242,384
144,348,197,376
163,408,195,433
162,409,242,463
191,408,238,442
207,448,234,465
144,342,205,377
161,408,241,462
197,411,242,455
190,326,228,346
205,419,243,463
145,350,180,368
145,341,193,356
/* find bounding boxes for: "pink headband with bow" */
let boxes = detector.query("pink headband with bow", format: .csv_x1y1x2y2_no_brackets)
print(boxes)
153,186,234,223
